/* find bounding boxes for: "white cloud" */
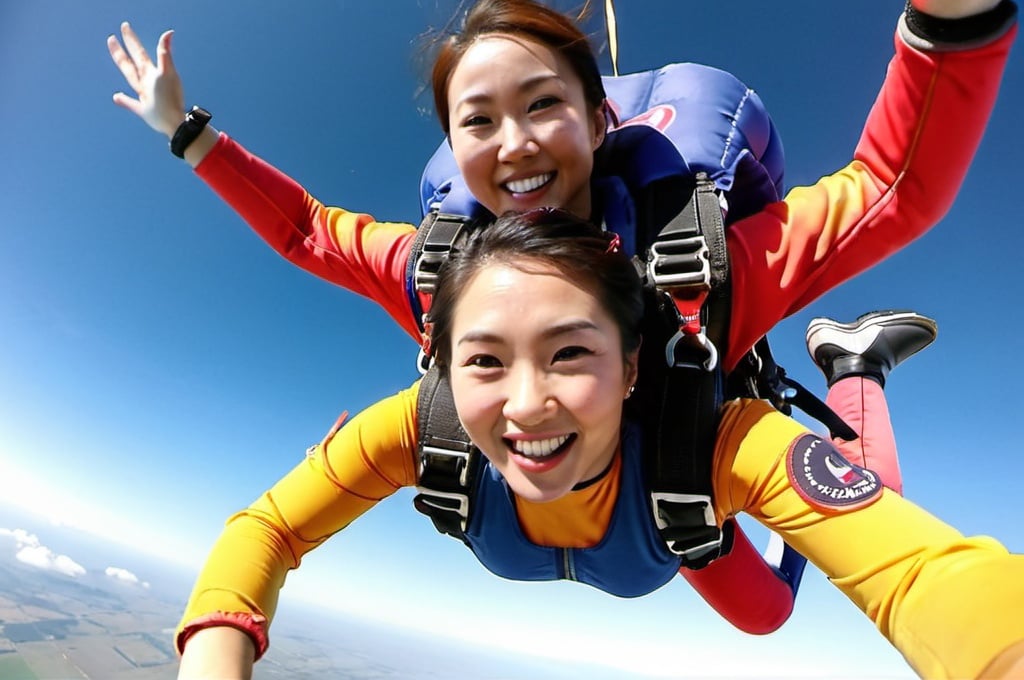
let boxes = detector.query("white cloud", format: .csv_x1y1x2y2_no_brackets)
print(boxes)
0,528,86,577
105,566,150,588
0,458,203,568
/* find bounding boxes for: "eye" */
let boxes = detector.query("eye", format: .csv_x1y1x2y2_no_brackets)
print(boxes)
465,354,503,369
552,346,592,363
529,96,560,113
461,113,492,128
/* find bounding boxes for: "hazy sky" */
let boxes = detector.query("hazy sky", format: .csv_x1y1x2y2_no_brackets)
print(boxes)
1,1,1022,677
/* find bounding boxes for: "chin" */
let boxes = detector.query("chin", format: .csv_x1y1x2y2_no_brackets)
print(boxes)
506,475,574,504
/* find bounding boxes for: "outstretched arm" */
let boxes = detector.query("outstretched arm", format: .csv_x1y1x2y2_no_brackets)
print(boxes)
177,627,255,680
108,22,216,167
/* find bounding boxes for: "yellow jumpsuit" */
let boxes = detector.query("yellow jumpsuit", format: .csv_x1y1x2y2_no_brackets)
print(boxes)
177,384,1024,679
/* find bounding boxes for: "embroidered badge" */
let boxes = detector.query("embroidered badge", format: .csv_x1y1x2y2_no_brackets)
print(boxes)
786,434,882,513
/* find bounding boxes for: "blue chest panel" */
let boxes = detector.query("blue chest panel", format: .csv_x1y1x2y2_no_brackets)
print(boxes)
462,423,681,598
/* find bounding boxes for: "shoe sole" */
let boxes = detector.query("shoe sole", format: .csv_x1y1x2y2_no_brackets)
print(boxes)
806,310,937,358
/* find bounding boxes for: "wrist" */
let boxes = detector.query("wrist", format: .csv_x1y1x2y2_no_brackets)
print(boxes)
170,106,212,158
903,0,1017,45
163,112,186,141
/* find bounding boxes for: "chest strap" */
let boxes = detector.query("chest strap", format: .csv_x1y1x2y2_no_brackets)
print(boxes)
412,366,479,543
638,172,732,568
405,212,475,333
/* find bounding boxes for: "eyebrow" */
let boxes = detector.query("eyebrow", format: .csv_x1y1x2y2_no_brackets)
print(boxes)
456,319,600,347
454,74,564,109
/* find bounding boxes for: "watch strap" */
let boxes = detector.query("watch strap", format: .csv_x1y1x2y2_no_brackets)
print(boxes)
170,106,212,158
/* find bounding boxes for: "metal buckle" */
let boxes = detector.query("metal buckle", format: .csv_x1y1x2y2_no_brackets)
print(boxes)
672,533,723,560
413,488,469,529
650,492,721,558
421,444,472,487
647,235,711,290
665,328,718,372
413,249,447,295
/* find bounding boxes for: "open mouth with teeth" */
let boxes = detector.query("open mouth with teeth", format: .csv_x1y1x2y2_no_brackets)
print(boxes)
504,433,576,471
504,172,554,195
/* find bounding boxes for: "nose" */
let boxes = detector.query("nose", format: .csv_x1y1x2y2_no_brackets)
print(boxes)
502,365,555,426
496,117,538,163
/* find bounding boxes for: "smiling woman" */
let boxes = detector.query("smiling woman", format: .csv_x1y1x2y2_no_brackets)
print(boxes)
178,209,1024,680
103,0,1021,675
442,35,606,218
428,210,640,503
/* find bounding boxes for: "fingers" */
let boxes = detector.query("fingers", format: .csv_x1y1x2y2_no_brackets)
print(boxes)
111,91,143,116
107,32,142,92
120,21,153,73
156,30,176,77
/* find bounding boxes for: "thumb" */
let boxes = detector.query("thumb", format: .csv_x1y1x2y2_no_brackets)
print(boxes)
157,29,176,74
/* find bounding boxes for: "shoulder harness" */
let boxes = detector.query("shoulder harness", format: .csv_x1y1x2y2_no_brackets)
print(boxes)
408,63,856,573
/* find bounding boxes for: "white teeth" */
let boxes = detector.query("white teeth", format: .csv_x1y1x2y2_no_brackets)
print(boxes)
512,435,570,458
505,173,552,194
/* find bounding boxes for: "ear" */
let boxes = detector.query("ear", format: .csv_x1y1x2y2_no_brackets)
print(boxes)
422,321,435,357
592,102,608,150
623,343,640,397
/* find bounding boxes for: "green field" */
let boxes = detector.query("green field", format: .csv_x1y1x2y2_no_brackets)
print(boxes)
0,654,39,680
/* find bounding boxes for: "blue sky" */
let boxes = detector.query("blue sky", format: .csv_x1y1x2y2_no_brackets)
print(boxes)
1,0,1022,676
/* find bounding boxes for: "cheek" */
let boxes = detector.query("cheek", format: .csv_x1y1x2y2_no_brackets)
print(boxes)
562,373,621,419
450,375,494,439
451,138,490,191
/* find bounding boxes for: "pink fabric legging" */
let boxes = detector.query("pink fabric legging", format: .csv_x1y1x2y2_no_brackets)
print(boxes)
681,375,900,634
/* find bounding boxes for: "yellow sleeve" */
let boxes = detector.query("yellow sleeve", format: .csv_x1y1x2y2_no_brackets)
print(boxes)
175,382,421,655
712,399,1024,680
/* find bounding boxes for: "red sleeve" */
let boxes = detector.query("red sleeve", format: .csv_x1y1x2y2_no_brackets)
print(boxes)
724,25,1016,370
193,134,424,342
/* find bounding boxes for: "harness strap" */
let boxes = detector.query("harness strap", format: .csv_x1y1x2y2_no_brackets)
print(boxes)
412,366,479,544
641,286,731,568
637,174,734,568
405,212,475,332
414,213,472,295
647,173,729,339
604,0,619,77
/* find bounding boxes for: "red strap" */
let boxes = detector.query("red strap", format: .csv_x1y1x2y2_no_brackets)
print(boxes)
672,290,708,335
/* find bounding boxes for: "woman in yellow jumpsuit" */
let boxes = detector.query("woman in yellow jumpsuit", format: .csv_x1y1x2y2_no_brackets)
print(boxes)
176,210,1024,679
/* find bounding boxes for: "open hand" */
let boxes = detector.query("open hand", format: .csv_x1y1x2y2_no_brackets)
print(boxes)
108,22,184,139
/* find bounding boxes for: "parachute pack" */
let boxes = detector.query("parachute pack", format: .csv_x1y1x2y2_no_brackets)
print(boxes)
407,62,854,591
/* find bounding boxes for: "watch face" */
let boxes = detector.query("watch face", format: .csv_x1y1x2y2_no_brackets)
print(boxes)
189,106,212,125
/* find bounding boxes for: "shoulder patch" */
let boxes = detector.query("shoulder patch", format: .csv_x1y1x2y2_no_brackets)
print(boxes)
785,434,882,513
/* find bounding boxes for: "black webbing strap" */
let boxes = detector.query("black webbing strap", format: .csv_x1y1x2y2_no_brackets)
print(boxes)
646,173,730,351
407,212,474,302
412,366,479,543
404,212,438,333
633,172,734,568
742,337,859,442
634,286,729,568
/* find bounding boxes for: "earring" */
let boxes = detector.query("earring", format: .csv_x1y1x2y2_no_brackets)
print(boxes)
626,384,636,399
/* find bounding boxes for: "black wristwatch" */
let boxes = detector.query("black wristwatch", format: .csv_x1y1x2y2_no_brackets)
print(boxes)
170,106,212,158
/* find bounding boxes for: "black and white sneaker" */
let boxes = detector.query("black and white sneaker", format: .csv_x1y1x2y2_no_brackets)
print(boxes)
805,310,937,387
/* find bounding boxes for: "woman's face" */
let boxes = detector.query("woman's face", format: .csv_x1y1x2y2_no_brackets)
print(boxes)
448,259,637,503
446,35,605,219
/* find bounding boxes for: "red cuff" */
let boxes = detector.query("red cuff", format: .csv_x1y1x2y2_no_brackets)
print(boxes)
176,611,270,660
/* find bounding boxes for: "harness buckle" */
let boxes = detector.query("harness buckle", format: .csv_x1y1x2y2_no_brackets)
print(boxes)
412,488,470,530
413,213,474,296
413,249,447,295
647,235,711,291
665,328,719,372
421,444,472,487
650,491,723,560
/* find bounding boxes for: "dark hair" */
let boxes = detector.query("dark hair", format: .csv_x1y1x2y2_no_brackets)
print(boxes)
430,0,606,134
427,208,642,369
